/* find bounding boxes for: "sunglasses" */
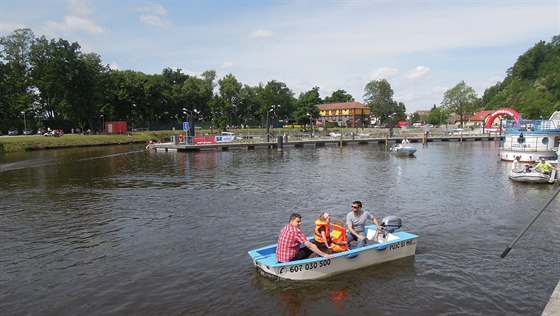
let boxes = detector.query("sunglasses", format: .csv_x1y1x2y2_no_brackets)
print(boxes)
352,205,360,209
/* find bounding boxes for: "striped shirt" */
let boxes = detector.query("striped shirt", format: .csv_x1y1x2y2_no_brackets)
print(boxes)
276,224,308,262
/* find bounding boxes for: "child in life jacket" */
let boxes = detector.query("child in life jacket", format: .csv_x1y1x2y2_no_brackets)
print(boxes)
314,212,332,252
329,220,349,253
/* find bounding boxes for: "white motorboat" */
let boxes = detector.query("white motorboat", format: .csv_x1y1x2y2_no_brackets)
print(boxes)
500,111,560,162
248,216,418,281
390,139,417,156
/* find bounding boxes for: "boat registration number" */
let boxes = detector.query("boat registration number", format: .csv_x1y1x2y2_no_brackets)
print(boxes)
388,239,416,250
283,259,331,274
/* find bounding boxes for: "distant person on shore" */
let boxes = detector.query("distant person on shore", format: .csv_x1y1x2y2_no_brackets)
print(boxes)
276,213,333,262
534,157,556,176
346,201,379,249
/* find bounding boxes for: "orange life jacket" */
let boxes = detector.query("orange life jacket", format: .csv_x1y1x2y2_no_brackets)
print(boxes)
329,224,349,252
314,219,330,244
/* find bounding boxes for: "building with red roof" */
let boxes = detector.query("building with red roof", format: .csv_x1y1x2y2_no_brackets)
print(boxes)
316,102,371,128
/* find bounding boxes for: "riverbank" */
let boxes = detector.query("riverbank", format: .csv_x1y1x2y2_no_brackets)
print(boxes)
0,131,176,153
0,126,496,153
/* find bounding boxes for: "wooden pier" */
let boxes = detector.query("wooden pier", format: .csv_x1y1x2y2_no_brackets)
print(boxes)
148,134,504,152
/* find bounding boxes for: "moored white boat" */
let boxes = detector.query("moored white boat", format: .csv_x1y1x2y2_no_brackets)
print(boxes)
508,170,557,183
390,139,417,156
500,111,560,162
248,218,418,281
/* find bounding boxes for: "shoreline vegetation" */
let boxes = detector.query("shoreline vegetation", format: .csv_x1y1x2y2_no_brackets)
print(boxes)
0,131,177,153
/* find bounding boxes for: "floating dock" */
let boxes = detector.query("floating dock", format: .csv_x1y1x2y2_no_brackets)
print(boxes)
148,135,503,152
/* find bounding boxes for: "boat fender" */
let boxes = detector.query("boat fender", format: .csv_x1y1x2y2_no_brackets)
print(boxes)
347,253,358,259
178,134,184,142
377,245,387,251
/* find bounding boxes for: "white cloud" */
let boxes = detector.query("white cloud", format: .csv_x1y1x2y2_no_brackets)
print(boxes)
0,22,27,34
250,29,273,38
44,15,104,35
368,67,399,81
66,0,94,17
222,61,234,69
138,3,167,16
406,66,431,80
138,4,169,27
139,15,169,28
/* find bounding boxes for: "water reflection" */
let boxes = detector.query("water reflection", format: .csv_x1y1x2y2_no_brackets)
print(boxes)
1,143,559,315
250,256,417,315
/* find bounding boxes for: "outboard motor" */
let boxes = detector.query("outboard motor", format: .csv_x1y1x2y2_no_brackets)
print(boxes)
380,215,402,233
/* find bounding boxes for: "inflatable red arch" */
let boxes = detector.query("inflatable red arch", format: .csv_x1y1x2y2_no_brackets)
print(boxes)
484,108,520,129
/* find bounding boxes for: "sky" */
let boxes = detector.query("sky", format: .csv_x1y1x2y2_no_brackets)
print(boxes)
1,0,559,113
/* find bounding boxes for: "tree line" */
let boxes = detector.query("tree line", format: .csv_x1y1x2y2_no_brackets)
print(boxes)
1,29,558,133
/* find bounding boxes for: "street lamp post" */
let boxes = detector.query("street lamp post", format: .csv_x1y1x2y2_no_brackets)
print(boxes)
389,112,396,137
307,113,313,138
21,111,26,132
266,108,273,142
100,115,104,133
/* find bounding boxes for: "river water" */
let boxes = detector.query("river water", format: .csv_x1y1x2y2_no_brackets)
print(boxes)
1,141,559,315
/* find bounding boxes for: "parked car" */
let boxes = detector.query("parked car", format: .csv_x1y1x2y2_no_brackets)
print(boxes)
23,129,33,135
8,128,19,136
44,129,64,137
449,128,467,135
329,130,342,137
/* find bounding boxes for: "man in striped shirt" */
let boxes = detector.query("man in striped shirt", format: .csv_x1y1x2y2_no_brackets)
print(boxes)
276,213,333,263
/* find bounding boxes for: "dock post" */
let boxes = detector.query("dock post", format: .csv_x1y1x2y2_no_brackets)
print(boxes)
385,133,389,150
277,136,283,151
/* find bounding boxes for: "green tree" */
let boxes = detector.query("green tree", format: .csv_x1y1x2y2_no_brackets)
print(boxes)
482,35,560,117
441,81,478,127
29,36,109,130
295,86,321,125
426,106,450,126
255,80,295,126
363,79,400,125
324,89,354,103
214,74,242,129
0,28,36,126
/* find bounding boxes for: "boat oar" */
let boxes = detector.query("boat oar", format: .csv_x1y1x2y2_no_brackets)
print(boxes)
500,186,560,258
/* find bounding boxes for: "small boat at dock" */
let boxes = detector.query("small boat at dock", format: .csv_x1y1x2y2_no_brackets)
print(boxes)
390,139,417,156
500,111,560,162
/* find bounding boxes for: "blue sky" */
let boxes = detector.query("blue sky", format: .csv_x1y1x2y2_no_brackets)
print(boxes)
1,0,559,113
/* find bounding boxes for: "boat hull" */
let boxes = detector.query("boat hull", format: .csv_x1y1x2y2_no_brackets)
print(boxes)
248,228,418,281
390,146,417,156
499,117,559,162
509,170,556,183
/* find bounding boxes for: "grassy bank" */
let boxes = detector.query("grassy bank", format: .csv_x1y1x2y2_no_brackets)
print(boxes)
1,126,429,153
0,131,177,153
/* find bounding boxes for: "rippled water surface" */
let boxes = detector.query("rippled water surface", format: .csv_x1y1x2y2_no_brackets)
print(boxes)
1,142,559,315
